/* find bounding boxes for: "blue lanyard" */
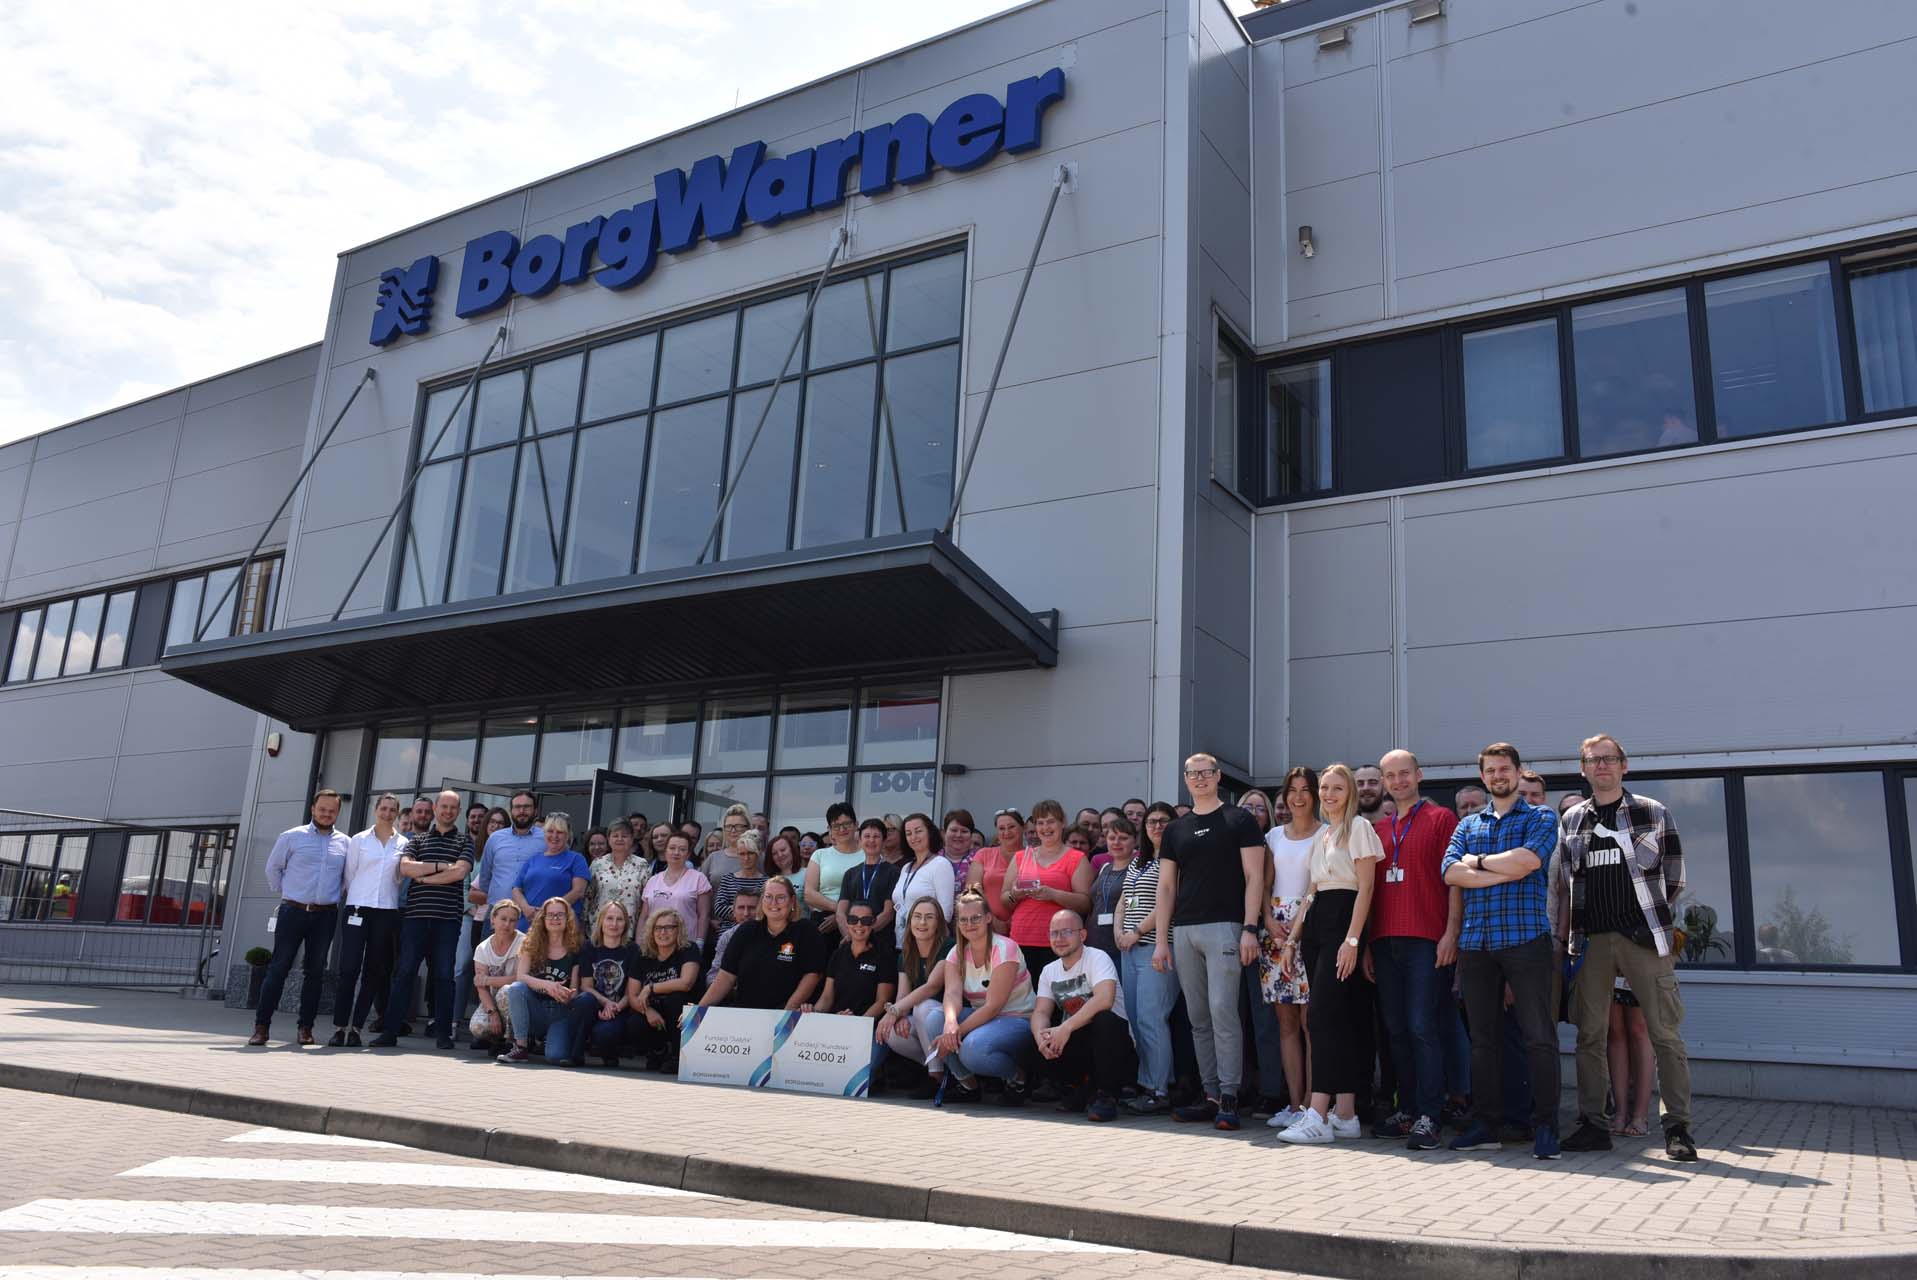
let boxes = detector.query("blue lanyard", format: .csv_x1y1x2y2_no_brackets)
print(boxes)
857,861,880,900
1387,800,1426,870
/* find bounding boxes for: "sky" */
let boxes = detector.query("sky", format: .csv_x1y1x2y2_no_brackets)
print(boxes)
0,0,1263,447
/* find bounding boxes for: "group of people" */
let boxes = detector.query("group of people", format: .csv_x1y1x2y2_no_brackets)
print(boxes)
250,730,1697,1163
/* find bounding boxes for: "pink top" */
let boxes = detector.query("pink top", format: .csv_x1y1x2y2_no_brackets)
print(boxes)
641,867,713,942
973,846,1015,926
1009,846,1087,946
948,930,1035,1015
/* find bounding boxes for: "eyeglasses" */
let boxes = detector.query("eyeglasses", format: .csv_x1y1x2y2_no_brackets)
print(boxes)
1047,929,1081,940
652,925,678,933
830,820,856,832
723,821,748,832
1581,754,1623,767
847,915,875,927
956,914,987,926
1184,767,1218,779
1145,815,1169,826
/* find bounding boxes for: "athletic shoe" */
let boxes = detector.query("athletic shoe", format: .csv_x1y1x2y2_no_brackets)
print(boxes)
1562,1121,1614,1153
1372,1110,1412,1138
368,1032,400,1048
1267,1105,1305,1130
1030,1078,1062,1104
325,1028,348,1048
435,1036,456,1050
1087,1093,1119,1123
1406,1116,1442,1150
1055,1086,1091,1114
998,1075,1029,1108
1534,1124,1561,1160
496,1045,530,1063
944,1079,981,1105
1329,1112,1362,1140
1665,1126,1698,1162
1173,1097,1220,1124
1125,1091,1170,1116
1215,1093,1241,1131
1448,1122,1501,1152
1278,1109,1334,1144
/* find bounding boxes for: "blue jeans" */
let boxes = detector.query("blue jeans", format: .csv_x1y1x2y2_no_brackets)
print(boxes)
1120,943,1177,1093
1241,955,1285,1099
505,983,596,1063
579,1007,636,1060
256,902,337,1032
385,916,462,1039
1372,936,1446,1123
1440,991,1471,1098
923,1007,1031,1084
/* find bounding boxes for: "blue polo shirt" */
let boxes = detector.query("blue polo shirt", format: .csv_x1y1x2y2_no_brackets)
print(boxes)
476,828,545,913
1441,798,1557,952
514,849,592,926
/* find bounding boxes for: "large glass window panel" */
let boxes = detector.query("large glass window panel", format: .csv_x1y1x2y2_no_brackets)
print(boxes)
18,834,59,922
1847,256,1917,414
1745,771,1899,967
526,353,582,435
148,832,191,924
539,709,615,782
657,313,736,405
116,833,162,923
1212,340,1240,493
503,435,572,594
721,384,799,558
873,346,960,536
638,398,727,572
398,460,461,609
693,777,767,834
1705,264,1843,438
616,701,698,775
700,696,772,773
316,728,363,800
446,447,517,601
370,724,424,794
33,598,72,680
197,566,240,642
886,255,964,352
738,295,808,386
769,772,848,842
809,276,881,368
795,365,876,548
477,713,538,785
1464,318,1564,469
563,414,647,584
854,767,935,824
472,369,526,449
775,692,851,769
1625,777,1738,964
188,830,233,928
857,684,940,766
0,834,22,922
422,720,479,789
7,608,39,683
61,594,104,676
165,578,203,651
1264,361,1333,498
1573,289,1697,456
48,835,88,920
582,333,657,423
421,385,472,461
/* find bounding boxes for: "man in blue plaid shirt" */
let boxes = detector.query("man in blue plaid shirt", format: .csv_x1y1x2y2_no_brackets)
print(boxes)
1441,742,1563,1159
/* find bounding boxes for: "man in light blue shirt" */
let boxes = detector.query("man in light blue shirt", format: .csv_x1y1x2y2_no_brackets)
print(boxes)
476,790,545,925
250,789,352,1047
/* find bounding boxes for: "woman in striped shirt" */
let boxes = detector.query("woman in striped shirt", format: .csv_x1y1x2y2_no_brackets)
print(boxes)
1112,815,1176,1115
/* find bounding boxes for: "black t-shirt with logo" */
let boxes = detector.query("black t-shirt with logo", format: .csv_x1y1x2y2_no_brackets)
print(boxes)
525,948,580,1002
638,944,701,991
581,941,640,1001
719,918,827,1010
1160,804,1264,928
1576,799,1645,939
824,938,895,1015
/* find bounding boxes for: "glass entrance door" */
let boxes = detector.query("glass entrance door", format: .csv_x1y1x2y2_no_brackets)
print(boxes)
590,770,688,832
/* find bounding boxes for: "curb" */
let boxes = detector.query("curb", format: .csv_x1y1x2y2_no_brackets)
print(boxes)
3,1064,1911,1280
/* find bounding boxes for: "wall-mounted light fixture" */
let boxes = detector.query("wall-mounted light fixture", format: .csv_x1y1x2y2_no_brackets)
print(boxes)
1408,0,1446,25
265,731,283,758
1316,25,1352,51
1298,225,1316,258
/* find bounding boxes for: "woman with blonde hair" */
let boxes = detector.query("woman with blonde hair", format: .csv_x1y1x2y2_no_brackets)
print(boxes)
497,896,594,1065
1239,788,1275,835
926,886,1038,1104
631,907,701,1072
468,899,524,1052
577,899,642,1066
1278,763,1384,1143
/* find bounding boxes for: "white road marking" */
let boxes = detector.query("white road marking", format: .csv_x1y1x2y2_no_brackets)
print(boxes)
121,1157,701,1198
222,1129,401,1149
0,1201,1125,1253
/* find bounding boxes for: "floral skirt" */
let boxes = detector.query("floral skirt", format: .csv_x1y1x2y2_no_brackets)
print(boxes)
1258,896,1309,1005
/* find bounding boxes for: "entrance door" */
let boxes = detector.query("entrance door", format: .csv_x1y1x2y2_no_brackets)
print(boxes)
590,769,689,833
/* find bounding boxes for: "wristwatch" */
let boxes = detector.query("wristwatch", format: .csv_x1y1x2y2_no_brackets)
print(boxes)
1344,936,1360,947
1242,923,1260,936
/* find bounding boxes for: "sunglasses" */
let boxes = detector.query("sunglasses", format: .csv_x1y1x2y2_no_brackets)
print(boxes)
847,915,875,927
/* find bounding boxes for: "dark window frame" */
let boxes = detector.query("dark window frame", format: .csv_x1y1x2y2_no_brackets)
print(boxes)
3,584,145,686
160,554,284,655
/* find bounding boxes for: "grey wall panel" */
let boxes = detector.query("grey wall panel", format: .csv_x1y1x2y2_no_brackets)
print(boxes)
20,418,181,521
0,757,116,821
1281,11,1378,87
1195,494,1252,656
1282,66,1378,193
956,357,1160,517
944,621,1153,771
1287,519,1391,659
227,799,307,955
10,483,166,582
1288,650,1394,769
119,674,260,753
1202,251,1253,341
1198,140,1253,307
1192,627,1251,775
108,747,252,825
0,439,33,475
0,458,28,525
4,552,160,614
28,393,184,461
956,488,1155,626
967,236,1162,393
1251,512,1289,776
1285,172,1383,302
0,680,131,768
158,447,303,550
292,429,410,537
1249,33,1287,348
174,367,316,477
278,519,393,624
1199,9,1251,191
256,725,316,807
946,761,1154,826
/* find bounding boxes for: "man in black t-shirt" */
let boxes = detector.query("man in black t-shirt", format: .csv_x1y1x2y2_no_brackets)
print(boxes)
1152,752,1266,1131
372,790,473,1050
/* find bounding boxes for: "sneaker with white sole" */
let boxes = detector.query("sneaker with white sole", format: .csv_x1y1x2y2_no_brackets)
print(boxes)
1329,1112,1363,1140
1266,1105,1305,1130
1278,1109,1334,1144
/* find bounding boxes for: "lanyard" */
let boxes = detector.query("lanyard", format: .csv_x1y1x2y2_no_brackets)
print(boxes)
1387,800,1426,871
857,860,881,900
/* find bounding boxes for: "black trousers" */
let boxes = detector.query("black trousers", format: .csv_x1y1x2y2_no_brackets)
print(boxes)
1042,1008,1138,1098
1301,889,1369,1096
628,995,689,1064
1460,932,1560,1132
332,906,399,1029
257,902,337,1032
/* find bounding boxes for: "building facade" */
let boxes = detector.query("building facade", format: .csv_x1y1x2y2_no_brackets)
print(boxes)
2,0,1913,1103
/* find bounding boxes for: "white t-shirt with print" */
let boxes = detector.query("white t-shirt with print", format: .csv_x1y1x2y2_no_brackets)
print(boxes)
1038,946,1126,1022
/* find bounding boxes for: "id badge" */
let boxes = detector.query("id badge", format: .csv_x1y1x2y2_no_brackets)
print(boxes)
1096,912,1115,926
347,913,364,929
266,914,277,934
1386,866,1405,884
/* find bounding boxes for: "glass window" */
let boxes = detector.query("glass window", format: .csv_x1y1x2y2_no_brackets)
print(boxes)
857,684,940,766
616,701,698,775
775,692,851,769
116,833,161,924
810,276,882,368
18,833,60,922
398,460,461,609
693,777,767,833
143,833,191,925
1263,361,1332,498
165,578,203,650
1744,771,1898,966
422,720,479,789
7,608,39,683
1626,777,1737,965
0,834,21,922
1573,289,1697,456
738,295,808,386
657,313,736,405
189,830,233,928
769,772,849,841
539,709,615,783
316,728,364,800
96,592,134,669
472,369,526,449
1705,264,1843,438
854,768,935,825
721,384,800,558
638,399,727,571
198,566,240,642
421,385,472,461
477,713,538,785
795,365,876,547
446,447,517,601
886,255,964,352
370,724,424,793
1464,318,1564,469
563,414,646,584
1212,339,1241,493
874,346,960,536
33,598,72,680
503,435,572,594
527,352,582,435
582,333,657,423
45,835,88,921
1847,254,1917,414
61,594,104,675
700,696,772,773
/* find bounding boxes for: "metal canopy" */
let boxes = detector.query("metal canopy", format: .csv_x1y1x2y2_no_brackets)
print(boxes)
159,531,1057,730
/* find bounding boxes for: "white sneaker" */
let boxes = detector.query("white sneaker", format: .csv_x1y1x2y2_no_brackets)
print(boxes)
1278,1109,1334,1144
1267,1105,1305,1130
1328,1112,1362,1140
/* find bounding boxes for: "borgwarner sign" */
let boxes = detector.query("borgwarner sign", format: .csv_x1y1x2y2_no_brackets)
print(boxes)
369,68,1067,346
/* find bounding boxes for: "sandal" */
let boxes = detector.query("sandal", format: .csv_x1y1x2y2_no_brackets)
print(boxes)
1622,1119,1649,1137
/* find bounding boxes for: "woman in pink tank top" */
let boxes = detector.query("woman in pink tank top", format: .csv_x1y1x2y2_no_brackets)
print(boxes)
1000,798,1095,979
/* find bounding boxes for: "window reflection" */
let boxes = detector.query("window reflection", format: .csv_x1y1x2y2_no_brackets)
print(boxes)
638,399,727,571
1744,772,1898,966
1464,318,1563,469
796,365,876,547
873,346,959,535
1706,264,1843,438
1848,254,1917,414
775,692,852,769
1573,289,1697,456
1624,777,1737,964
858,685,941,766
699,696,772,773
721,384,799,558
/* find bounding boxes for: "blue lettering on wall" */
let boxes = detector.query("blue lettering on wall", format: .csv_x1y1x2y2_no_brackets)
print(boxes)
387,69,1066,342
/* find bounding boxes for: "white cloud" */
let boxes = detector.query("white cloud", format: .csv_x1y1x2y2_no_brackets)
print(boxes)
0,0,1023,446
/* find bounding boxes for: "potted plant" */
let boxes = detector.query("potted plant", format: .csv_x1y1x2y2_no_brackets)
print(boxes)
243,946,273,1009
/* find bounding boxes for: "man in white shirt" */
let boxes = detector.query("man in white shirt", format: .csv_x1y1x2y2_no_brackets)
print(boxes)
1031,909,1134,1123
328,793,406,1047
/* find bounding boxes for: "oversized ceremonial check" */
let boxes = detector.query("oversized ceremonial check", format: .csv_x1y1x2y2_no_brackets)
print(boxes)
678,1006,874,1098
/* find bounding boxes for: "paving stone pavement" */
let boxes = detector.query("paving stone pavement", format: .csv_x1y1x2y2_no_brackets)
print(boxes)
2,987,1913,1277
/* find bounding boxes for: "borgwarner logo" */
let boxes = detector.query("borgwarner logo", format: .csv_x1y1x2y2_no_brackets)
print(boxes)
368,68,1066,347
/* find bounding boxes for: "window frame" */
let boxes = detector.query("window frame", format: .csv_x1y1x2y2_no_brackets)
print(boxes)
3,585,146,686
160,555,284,655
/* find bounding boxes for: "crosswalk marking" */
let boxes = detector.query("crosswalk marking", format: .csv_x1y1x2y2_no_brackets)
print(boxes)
222,1129,400,1149
0,1201,1126,1253
0,1271,757,1280
121,1158,702,1198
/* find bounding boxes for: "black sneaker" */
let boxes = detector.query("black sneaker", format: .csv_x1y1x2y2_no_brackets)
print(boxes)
1215,1093,1241,1131
1055,1086,1090,1114
1440,1099,1468,1130
1665,1125,1698,1162
1125,1091,1170,1116
1372,1110,1413,1138
1562,1120,1614,1152
435,1036,456,1050
998,1075,1029,1108
943,1079,981,1105
1173,1096,1219,1124
368,1032,399,1048
1250,1095,1281,1121
1087,1092,1119,1122
1406,1116,1442,1150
